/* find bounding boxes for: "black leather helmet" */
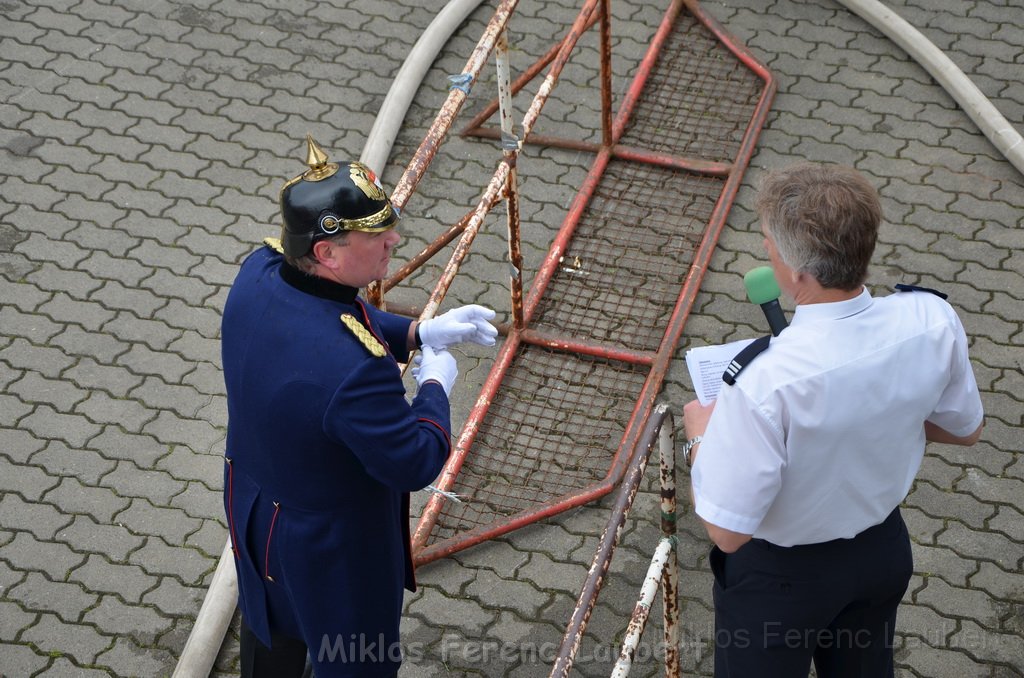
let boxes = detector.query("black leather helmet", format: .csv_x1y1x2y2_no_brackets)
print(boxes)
279,135,398,258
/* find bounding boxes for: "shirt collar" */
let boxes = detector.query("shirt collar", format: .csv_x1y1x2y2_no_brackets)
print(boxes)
790,287,873,326
279,261,359,304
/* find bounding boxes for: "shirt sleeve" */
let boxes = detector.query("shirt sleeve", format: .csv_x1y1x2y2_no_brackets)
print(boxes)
691,383,786,535
926,308,984,437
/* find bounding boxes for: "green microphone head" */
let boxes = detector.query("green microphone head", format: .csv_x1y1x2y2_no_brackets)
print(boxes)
744,266,781,305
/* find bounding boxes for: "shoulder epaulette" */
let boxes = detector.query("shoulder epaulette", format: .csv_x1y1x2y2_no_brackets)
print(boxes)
895,283,947,300
723,335,772,385
340,313,386,358
263,237,284,254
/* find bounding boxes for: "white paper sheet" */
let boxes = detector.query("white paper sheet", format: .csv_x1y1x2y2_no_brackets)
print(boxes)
685,337,757,405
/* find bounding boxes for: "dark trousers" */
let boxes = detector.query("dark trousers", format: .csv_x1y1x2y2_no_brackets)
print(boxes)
240,617,309,678
710,508,913,678
239,618,399,678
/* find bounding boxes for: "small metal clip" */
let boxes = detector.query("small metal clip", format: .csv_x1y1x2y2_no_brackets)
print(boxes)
425,484,464,503
447,73,473,95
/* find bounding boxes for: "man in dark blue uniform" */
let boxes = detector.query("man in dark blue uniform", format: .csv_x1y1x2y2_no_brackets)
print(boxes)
221,136,497,677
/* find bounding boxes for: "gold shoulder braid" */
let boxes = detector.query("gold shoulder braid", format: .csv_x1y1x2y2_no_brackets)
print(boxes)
340,314,386,358
263,236,284,254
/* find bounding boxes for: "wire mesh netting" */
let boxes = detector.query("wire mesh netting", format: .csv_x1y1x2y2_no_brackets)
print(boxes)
618,10,765,162
531,161,723,352
429,345,648,541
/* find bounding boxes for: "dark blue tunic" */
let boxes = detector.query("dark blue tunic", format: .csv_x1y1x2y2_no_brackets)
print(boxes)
221,246,451,676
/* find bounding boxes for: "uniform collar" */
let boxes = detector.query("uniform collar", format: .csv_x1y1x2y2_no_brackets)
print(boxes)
791,287,872,326
279,261,359,304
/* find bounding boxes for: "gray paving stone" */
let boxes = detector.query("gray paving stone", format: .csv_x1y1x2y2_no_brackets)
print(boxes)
0,643,50,677
0,306,62,343
987,504,1024,543
156,446,225,486
33,656,114,678
69,553,152,608
0,454,58,504
56,515,145,563
1,531,87,581
142,576,206,617
113,498,203,547
950,619,1024,673
905,480,995,529
43,476,130,525
0,599,36,643
62,357,145,400
128,538,217,588
0,392,32,428
83,594,173,645
93,633,176,676
0,494,71,541
87,426,169,469
38,292,117,332
168,480,224,521
0,338,75,379
7,571,98,623
143,409,224,451
77,393,154,436
916,575,1006,628
185,519,228,559
153,298,223,338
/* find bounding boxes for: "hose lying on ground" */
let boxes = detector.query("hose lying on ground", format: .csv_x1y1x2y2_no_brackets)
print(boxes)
836,0,1023,177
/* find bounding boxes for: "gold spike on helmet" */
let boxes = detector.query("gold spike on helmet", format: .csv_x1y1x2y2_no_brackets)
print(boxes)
278,135,398,258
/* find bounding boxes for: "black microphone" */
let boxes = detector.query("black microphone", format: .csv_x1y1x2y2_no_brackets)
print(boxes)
744,266,788,336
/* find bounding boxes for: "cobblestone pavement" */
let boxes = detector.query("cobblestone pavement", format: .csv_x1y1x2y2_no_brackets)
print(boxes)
1,0,1021,676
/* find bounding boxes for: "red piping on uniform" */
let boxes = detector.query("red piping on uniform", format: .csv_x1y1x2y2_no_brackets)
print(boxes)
264,502,281,581
355,300,392,356
418,417,452,454
226,458,239,558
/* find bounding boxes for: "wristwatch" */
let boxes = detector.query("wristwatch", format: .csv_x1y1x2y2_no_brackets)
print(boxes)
681,435,702,467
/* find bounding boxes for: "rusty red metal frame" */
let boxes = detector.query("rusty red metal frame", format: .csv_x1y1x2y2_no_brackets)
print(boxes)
405,0,775,565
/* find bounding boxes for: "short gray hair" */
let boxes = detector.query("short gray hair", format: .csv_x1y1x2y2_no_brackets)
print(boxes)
755,163,881,290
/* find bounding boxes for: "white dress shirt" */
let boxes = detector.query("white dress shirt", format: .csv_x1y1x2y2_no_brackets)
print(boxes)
692,287,984,546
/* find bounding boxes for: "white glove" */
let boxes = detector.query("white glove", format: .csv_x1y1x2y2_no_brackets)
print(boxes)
417,304,498,349
412,346,458,396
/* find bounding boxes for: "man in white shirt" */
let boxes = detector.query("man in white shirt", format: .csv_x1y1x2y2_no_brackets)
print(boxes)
681,163,984,678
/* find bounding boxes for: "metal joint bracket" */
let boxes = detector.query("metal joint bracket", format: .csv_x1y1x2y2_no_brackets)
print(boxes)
447,72,474,94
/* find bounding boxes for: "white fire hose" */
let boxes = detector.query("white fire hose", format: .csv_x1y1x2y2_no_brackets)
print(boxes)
837,0,1023,176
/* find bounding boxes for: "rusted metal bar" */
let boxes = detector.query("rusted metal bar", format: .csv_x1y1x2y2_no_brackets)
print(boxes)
659,414,681,678
611,0,685,142
390,0,519,211
520,0,602,139
599,0,613,148
383,210,477,294
463,127,737,174
518,329,656,365
460,12,600,138
411,323,522,554
419,161,511,323
367,0,521,307
496,30,526,330
611,538,675,678
549,404,670,678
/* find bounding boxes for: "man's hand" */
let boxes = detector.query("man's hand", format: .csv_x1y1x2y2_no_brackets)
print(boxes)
683,399,716,439
418,305,498,349
412,346,458,396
